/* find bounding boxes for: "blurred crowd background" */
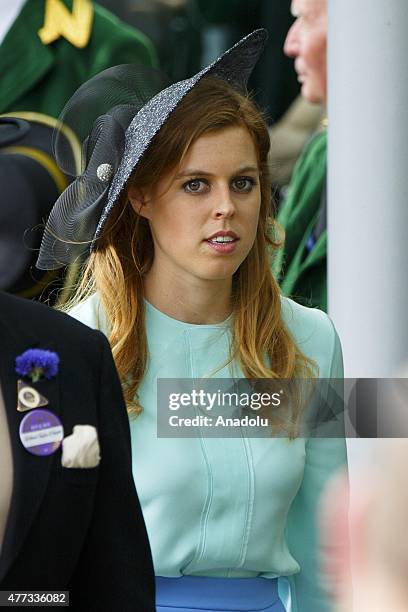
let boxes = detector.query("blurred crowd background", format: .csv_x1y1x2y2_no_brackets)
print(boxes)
101,0,300,123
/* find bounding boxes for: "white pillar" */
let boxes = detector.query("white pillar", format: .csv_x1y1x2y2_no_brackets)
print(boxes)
328,0,408,378
328,13,408,607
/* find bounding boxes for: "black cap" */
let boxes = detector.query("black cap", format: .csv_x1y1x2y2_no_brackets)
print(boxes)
0,113,78,298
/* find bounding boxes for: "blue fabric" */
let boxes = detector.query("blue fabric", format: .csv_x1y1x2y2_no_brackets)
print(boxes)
69,293,346,612
155,576,286,611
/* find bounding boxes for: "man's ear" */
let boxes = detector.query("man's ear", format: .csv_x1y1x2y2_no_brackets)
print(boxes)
128,185,151,220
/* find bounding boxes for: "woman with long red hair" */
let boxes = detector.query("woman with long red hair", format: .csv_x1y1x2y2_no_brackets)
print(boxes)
38,30,346,612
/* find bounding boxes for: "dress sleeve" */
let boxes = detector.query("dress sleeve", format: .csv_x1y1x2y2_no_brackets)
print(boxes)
285,321,347,612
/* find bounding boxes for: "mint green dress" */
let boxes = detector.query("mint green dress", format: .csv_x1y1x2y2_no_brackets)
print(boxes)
69,294,346,612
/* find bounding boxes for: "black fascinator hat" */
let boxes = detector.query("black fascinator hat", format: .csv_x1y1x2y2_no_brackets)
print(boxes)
37,29,268,271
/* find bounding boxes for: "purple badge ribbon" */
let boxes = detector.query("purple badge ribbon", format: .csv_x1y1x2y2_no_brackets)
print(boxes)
19,409,64,456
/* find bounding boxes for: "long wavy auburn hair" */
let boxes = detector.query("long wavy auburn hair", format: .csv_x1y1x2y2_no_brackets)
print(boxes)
65,77,317,421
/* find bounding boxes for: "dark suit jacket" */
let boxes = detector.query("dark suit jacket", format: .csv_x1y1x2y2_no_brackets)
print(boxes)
0,292,155,611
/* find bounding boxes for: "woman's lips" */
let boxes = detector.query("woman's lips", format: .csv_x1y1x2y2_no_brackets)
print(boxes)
204,238,239,254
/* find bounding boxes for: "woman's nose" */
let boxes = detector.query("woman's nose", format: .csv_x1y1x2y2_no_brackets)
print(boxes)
212,187,236,219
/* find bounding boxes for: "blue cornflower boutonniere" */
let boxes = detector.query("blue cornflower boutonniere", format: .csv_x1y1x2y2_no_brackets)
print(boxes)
15,349,60,383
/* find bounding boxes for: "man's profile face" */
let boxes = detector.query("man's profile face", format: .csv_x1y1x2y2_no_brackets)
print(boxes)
284,0,327,104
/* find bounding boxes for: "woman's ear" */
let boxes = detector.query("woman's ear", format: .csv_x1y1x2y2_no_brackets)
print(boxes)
128,185,151,220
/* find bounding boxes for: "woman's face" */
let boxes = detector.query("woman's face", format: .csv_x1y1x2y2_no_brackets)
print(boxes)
129,126,262,285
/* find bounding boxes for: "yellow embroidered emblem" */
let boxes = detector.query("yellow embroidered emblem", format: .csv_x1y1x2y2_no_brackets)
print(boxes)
38,0,94,48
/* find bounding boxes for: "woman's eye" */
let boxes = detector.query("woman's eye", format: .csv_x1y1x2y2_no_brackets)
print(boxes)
183,179,208,194
232,177,256,192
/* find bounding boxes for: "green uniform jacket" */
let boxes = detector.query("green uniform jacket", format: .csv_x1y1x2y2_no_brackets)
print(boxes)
275,130,327,312
0,0,157,117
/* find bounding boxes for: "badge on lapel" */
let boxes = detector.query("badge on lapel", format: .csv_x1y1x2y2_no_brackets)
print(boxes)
17,380,49,411
15,348,64,456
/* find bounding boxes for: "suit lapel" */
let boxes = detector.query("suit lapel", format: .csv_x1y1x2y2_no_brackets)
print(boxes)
0,1,54,113
0,312,61,582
